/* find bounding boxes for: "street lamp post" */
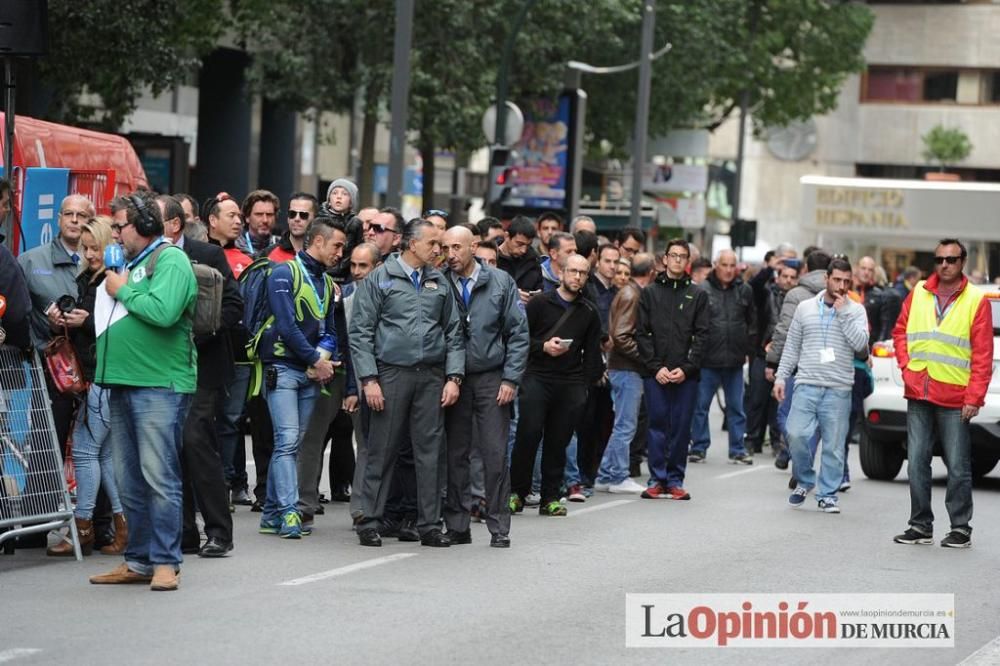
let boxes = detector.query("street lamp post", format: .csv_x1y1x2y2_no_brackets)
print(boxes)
630,2,656,228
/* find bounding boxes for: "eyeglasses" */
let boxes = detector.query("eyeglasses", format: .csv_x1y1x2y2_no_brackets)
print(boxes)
111,222,133,234
666,253,689,261
288,210,311,220
564,268,588,277
934,256,962,265
424,209,449,219
369,222,397,235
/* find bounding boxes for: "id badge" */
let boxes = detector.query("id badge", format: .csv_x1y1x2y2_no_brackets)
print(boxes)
819,347,836,364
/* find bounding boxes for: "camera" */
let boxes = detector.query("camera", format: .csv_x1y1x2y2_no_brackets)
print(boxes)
56,295,78,314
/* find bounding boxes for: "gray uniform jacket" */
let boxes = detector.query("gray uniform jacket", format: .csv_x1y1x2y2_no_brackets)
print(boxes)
443,261,529,386
17,238,79,346
349,253,465,380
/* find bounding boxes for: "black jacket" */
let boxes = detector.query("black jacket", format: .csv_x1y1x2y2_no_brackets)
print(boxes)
699,273,757,368
0,243,31,350
183,238,244,389
497,246,543,292
856,284,899,344
72,268,105,381
524,289,602,385
636,273,710,381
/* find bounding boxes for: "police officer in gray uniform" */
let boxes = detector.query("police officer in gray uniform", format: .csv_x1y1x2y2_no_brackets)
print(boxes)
440,226,528,548
349,218,465,547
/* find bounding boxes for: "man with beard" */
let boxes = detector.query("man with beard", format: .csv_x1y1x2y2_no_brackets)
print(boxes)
509,254,602,517
774,259,869,514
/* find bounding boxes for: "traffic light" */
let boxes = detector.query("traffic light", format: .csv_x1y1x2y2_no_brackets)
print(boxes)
731,218,757,248
487,147,518,216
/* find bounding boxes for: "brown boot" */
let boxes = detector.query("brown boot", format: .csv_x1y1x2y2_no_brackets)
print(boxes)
47,518,93,557
150,565,179,591
89,563,152,585
100,513,128,555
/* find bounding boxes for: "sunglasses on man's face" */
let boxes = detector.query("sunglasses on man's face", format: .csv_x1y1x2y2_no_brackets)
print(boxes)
369,223,397,235
934,256,962,265
288,210,311,220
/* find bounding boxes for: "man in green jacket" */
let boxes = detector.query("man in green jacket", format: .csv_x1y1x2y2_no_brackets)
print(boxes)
89,192,197,592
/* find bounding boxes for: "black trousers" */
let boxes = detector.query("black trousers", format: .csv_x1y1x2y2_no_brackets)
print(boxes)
576,383,614,484
327,409,355,491
745,356,779,451
181,387,233,544
444,370,511,536
629,401,648,473
511,376,586,504
247,395,274,502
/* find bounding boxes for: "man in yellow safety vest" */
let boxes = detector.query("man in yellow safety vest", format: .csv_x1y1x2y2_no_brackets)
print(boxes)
891,238,994,549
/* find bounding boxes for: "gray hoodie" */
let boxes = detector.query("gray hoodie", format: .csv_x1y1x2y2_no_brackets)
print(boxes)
766,269,826,367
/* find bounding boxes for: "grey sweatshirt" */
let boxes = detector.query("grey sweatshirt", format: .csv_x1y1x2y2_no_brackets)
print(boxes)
775,291,869,390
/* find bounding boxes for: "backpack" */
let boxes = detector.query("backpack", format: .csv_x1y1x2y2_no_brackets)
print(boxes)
146,245,224,337
238,256,334,397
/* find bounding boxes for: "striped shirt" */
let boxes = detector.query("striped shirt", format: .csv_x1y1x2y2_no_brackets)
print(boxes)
776,291,869,390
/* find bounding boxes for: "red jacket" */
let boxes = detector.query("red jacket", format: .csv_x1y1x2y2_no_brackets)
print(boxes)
891,273,994,408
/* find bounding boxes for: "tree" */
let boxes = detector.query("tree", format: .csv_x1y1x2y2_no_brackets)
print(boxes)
921,125,972,172
30,0,226,129
583,0,875,155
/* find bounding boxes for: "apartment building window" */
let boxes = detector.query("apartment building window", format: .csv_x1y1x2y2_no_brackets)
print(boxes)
986,72,1000,104
863,67,958,102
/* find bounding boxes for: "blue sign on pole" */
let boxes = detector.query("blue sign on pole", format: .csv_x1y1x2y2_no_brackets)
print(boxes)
19,168,71,252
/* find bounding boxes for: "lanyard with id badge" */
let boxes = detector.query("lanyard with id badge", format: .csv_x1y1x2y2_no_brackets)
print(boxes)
818,299,836,364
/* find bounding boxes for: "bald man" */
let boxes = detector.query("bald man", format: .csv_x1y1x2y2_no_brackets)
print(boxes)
688,249,757,465
852,255,895,343
440,226,528,546
18,193,97,454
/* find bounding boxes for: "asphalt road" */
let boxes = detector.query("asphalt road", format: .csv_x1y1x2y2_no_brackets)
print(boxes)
3,413,1000,666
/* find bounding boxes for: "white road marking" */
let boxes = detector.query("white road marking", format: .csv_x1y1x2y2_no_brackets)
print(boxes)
714,465,770,480
959,635,1000,665
569,499,636,517
0,649,42,664
279,553,418,586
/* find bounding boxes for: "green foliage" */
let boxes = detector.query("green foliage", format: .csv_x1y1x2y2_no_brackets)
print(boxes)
38,0,226,128
921,125,972,170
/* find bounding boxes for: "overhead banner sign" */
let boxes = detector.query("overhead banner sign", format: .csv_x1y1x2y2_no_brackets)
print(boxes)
644,163,708,194
508,95,571,211
801,175,1000,241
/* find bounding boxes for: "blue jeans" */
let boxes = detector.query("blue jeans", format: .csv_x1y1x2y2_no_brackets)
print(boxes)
786,384,851,500
597,370,643,485
564,434,581,487
905,400,973,535
779,375,818,461
263,365,318,518
690,367,748,457
645,378,698,488
109,387,191,572
217,363,251,485
72,385,122,520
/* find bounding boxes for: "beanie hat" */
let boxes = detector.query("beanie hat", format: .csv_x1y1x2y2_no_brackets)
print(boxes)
327,178,358,213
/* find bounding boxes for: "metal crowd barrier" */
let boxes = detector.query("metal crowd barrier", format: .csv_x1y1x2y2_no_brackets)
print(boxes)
0,345,81,560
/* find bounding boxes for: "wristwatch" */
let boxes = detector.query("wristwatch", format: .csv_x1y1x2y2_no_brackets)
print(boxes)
447,375,463,386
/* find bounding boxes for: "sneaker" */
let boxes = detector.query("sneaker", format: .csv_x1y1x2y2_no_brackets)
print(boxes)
688,451,706,463
232,487,254,506
729,453,754,465
893,528,933,545
838,480,851,492
593,482,610,492
278,511,302,539
539,501,567,516
817,498,840,513
582,485,594,498
508,493,524,514
567,484,586,502
940,531,971,549
664,486,691,500
524,492,541,507
788,486,809,508
608,478,646,494
300,513,314,536
258,515,281,535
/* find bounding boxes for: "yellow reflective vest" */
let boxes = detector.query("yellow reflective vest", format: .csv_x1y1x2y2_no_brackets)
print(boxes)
905,280,984,386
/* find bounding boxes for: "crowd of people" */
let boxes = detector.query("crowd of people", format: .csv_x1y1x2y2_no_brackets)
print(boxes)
0,175,992,592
